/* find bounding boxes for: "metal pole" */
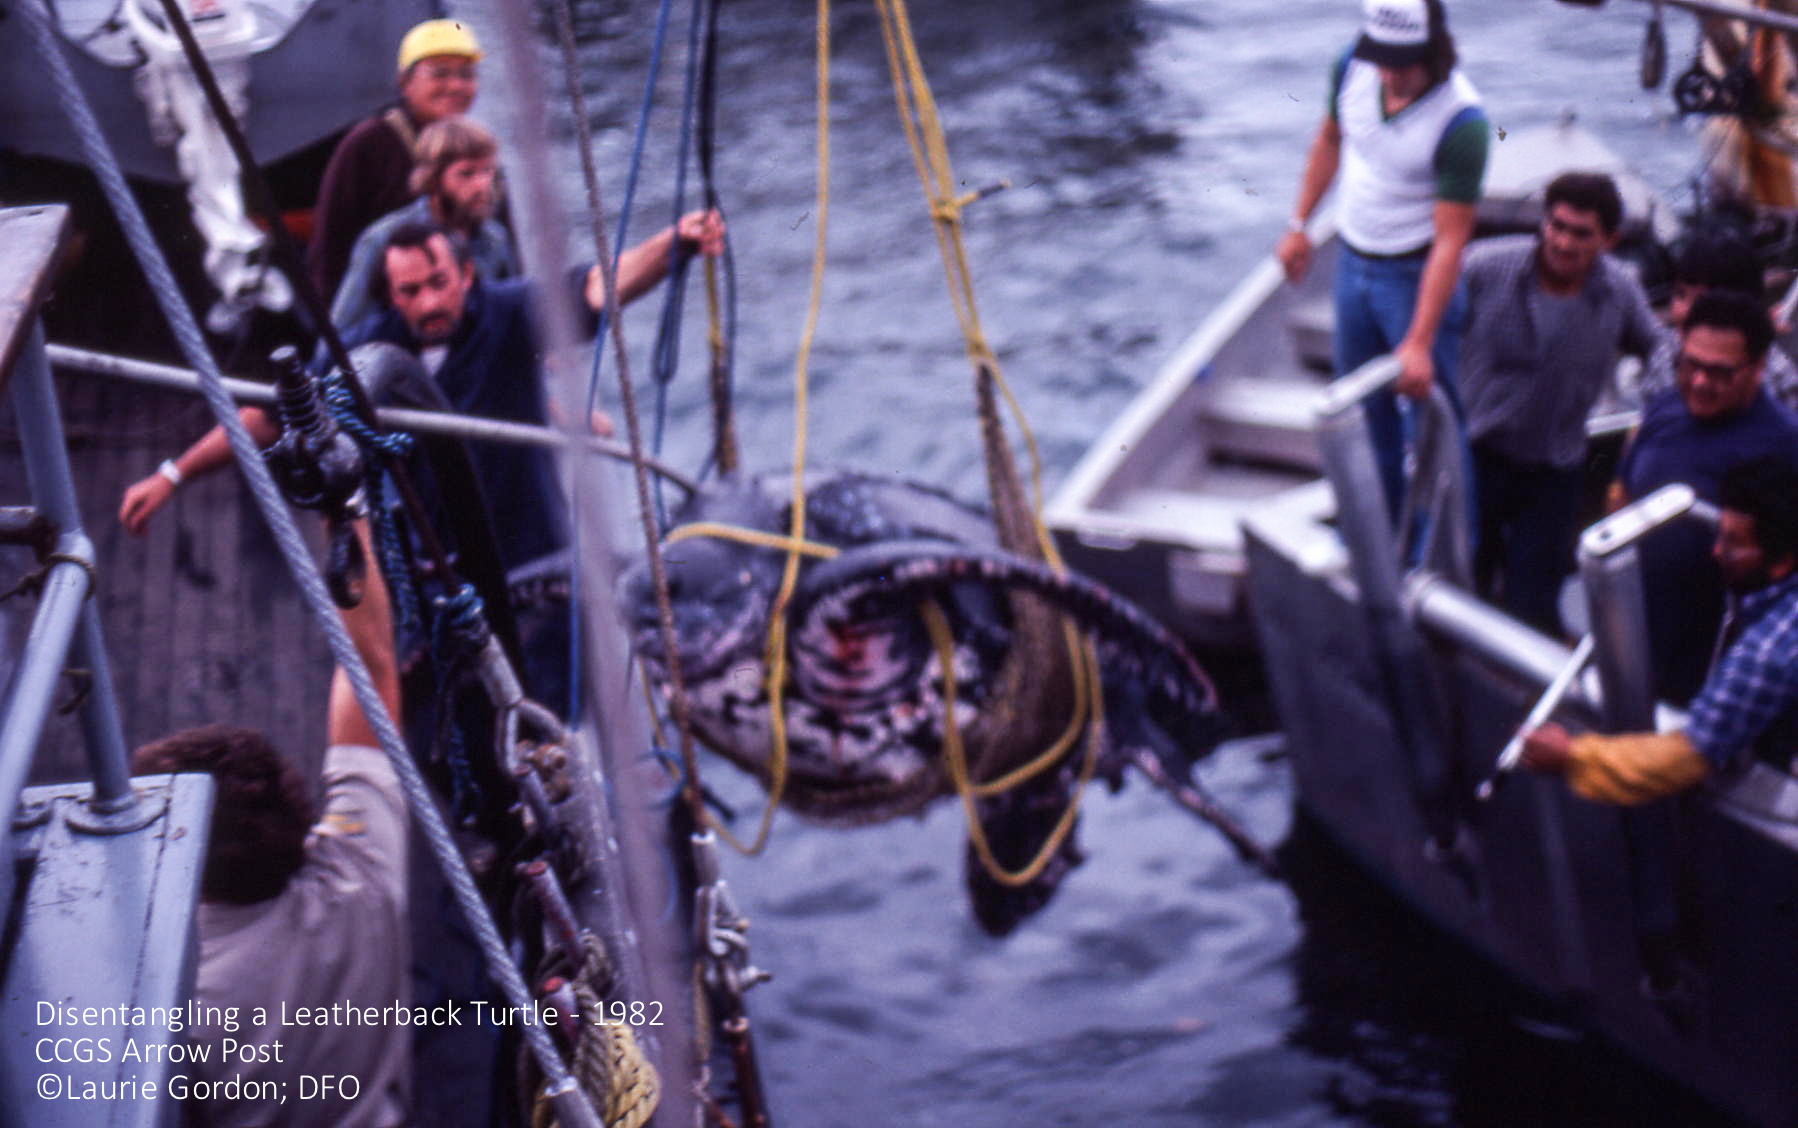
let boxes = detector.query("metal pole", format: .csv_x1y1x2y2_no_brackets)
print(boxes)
1315,356,1463,853
44,344,700,494
1574,483,1708,994
8,323,134,808
1577,484,1698,732
1592,0,1798,37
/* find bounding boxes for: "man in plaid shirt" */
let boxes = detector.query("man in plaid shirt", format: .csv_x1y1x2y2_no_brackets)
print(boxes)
1523,456,1798,802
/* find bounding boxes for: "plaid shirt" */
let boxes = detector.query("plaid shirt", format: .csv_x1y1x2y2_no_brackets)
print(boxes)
1457,235,1662,468
1686,573,1798,770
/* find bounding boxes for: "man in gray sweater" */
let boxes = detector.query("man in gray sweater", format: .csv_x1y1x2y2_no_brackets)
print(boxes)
1456,171,1662,633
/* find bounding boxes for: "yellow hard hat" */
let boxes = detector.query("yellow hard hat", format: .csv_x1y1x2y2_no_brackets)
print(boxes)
397,19,483,74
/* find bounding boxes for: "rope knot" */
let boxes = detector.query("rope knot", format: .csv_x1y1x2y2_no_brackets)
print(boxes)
321,373,416,460
432,583,488,642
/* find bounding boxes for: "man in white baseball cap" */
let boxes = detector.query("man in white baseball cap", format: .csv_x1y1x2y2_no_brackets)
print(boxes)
1277,0,1488,523
1353,0,1434,67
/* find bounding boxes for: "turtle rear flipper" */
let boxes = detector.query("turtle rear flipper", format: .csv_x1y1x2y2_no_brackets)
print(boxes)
963,777,1085,937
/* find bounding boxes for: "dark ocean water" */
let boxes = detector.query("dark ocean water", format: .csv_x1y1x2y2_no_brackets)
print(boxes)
470,1,1745,1123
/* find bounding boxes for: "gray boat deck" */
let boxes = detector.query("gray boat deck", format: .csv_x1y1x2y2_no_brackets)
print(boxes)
2,367,331,785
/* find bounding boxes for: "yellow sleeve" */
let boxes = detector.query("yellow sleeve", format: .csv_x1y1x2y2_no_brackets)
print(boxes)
1564,730,1708,805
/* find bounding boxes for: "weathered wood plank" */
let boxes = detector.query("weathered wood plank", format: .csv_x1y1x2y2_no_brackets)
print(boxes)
10,365,331,785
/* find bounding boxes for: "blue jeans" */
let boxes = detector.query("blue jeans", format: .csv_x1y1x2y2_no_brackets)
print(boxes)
1331,246,1472,525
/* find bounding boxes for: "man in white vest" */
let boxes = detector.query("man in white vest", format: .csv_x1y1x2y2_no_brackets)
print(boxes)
1277,0,1490,518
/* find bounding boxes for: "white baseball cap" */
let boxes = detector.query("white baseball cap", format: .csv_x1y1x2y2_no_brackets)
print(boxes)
1354,0,1433,68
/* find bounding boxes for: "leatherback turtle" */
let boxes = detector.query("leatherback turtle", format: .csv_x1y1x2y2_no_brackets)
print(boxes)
620,470,1268,934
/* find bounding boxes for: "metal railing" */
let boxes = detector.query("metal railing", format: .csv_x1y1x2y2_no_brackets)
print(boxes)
1312,353,1470,853
0,204,140,920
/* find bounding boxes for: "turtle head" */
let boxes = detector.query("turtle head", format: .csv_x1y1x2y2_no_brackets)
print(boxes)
618,477,785,683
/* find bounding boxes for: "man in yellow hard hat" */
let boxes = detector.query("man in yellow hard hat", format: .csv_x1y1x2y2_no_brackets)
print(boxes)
306,19,485,305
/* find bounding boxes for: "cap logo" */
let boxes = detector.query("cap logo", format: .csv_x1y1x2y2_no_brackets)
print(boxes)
1363,0,1429,45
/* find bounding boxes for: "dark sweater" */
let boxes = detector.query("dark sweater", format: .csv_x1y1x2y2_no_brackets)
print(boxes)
307,109,418,304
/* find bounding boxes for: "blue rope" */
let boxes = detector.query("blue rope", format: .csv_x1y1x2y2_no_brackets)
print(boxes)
580,0,680,416
318,373,423,633
369,474,422,635
429,583,490,816
564,0,683,728
18,0,591,1104
320,372,415,459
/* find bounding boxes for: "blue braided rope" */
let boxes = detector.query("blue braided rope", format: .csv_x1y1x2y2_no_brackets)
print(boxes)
423,583,490,818
317,374,424,632
320,373,415,459
18,1,590,1106
368,473,423,635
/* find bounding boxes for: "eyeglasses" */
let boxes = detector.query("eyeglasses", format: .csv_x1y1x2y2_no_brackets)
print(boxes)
1676,353,1751,383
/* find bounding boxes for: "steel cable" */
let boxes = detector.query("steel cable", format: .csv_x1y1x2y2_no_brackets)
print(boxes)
19,4,601,1123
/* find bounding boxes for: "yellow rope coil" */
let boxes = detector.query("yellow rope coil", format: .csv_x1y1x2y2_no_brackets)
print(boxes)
531,940,661,1128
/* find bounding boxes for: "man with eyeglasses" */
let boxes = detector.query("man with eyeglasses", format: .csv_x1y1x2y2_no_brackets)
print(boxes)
1614,290,1798,703
1456,171,1661,634
306,19,485,305
1635,230,1798,413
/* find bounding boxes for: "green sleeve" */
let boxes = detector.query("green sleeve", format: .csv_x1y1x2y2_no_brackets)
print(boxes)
1433,112,1490,203
1327,48,1352,123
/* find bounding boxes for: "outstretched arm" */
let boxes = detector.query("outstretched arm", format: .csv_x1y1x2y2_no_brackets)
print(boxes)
327,519,400,749
585,208,727,311
118,406,280,535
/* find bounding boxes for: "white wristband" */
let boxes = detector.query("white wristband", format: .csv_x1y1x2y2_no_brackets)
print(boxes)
157,459,183,488
1287,215,1308,234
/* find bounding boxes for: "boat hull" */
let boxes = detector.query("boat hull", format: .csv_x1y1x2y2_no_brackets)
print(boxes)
1244,513,1798,1127
0,0,441,184
1049,120,1675,647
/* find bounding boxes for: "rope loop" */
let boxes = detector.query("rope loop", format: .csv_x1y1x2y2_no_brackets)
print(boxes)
432,583,490,650
1,552,100,604
320,372,416,461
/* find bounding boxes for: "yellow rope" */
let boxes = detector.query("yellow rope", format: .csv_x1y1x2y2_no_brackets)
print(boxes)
966,618,1092,798
683,0,1100,867
704,0,833,858
658,516,1086,798
666,521,840,560
704,256,739,474
531,938,662,1128
872,0,1066,569
926,600,1103,885
872,0,1103,870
